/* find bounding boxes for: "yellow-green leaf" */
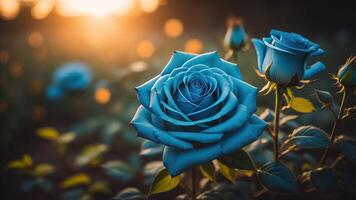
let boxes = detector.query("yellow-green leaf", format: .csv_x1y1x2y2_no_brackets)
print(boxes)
59,132,76,144
75,144,108,168
199,162,215,182
37,127,60,141
33,163,54,177
289,97,315,113
61,173,91,189
7,154,33,169
149,168,180,195
217,161,238,184
88,181,110,194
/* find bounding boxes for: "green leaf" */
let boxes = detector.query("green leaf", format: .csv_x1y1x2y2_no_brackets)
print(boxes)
335,135,356,164
310,168,338,192
288,126,331,149
218,149,255,171
199,162,215,182
257,162,298,193
61,173,91,189
288,97,315,113
58,132,76,144
88,181,110,194
114,187,145,200
102,160,135,182
33,163,55,177
217,161,238,184
75,144,108,167
149,168,180,195
37,127,60,141
140,140,164,157
143,161,164,185
314,89,333,107
342,106,356,120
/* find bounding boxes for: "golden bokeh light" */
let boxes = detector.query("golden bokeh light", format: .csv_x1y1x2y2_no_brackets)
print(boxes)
139,0,159,13
185,38,203,54
129,61,148,72
32,105,47,121
9,62,23,78
137,40,155,58
56,0,134,17
28,32,44,48
164,18,184,38
0,50,10,64
29,79,44,95
0,0,20,20
31,0,54,20
95,87,111,105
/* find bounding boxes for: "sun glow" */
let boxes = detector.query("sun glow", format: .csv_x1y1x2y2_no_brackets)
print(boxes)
56,0,134,17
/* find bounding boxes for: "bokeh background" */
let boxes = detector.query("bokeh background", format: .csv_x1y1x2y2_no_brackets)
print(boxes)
0,0,355,199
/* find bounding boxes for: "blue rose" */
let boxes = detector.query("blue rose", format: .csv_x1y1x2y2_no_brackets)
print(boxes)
131,51,267,176
224,17,248,51
53,62,92,90
252,29,325,86
45,85,63,100
337,56,356,87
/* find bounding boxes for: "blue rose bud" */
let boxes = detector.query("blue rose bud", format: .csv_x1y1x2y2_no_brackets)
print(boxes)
223,17,248,51
131,51,267,176
252,29,326,87
337,56,356,87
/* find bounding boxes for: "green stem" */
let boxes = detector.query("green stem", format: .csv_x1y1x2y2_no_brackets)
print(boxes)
273,86,282,162
191,168,196,200
319,89,348,167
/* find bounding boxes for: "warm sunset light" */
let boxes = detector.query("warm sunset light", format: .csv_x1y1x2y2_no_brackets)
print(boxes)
164,18,184,38
185,38,203,53
129,61,148,72
31,0,54,20
137,40,155,58
139,0,159,13
56,0,134,17
0,0,20,20
95,87,111,104
28,32,44,48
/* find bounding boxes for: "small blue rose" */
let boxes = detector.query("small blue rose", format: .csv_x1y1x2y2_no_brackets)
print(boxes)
45,85,63,100
53,62,92,90
131,51,267,176
252,29,325,86
337,56,356,87
224,17,248,51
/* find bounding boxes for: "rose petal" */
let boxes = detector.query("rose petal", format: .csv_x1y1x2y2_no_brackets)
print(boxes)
231,77,257,113
131,106,194,150
168,131,224,144
251,38,267,73
303,61,325,80
162,114,267,176
161,51,196,75
135,75,160,110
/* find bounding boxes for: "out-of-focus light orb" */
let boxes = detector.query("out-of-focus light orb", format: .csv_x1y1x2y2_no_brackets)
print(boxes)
31,0,54,20
129,61,148,72
95,87,111,105
164,18,184,38
0,50,10,64
185,39,203,54
33,105,47,121
57,0,134,17
9,62,23,78
137,40,155,58
0,0,20,20
28,32,44,48
139,0,159,13
29,79,44,94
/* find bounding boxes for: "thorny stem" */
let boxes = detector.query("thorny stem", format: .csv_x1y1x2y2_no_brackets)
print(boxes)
273,86,282,162
319,89,348,167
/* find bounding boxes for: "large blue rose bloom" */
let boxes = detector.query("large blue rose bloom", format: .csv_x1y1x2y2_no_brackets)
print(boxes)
131,52,267,176
53,62,92,91
252,29,325,86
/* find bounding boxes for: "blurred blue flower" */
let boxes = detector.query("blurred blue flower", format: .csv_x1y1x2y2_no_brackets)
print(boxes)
53,62,92,91
45,85,63,100
131,51,267,176
337,56,356,87
252,29,325,86
224,17,248,51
